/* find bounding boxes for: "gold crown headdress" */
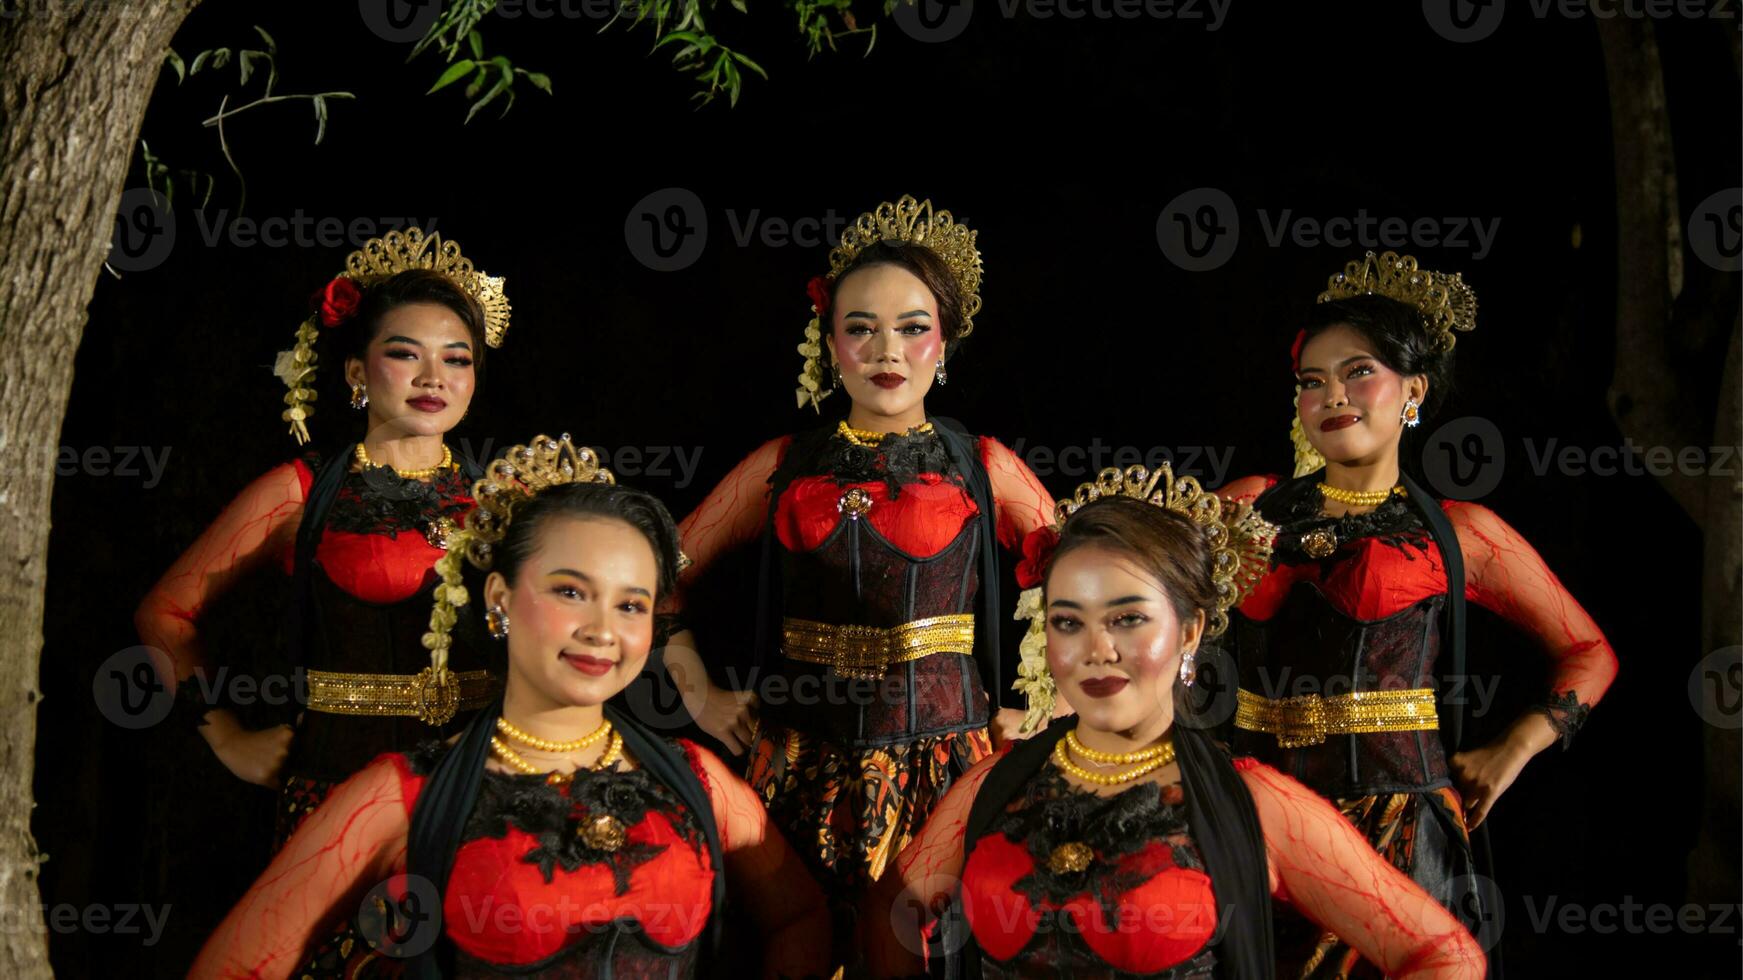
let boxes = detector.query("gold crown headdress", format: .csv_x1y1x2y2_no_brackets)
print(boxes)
1289,251,1477,476
416,434,616,721
795,195,984,412
275,227,512,444
1316,250,1476,353
1011,463,1277,733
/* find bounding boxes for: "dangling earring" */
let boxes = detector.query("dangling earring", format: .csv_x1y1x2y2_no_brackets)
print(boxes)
934,358,948,386
1400,398,1421,428
486,604,510,640
830,361,843,387
1179,649,1198,686
351,383,369,410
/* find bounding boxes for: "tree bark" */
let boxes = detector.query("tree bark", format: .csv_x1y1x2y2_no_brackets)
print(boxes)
1599,17,1743,958
0,1,198,974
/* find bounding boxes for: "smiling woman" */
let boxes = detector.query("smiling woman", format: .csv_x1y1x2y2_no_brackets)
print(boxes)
132,229,513,874
189,437,830,979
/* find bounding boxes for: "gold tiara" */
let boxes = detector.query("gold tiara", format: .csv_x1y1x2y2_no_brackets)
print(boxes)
795,195,983,412
1317,250,1477,353
276,227,511,444
1012,463,1277,733
416,434,615,707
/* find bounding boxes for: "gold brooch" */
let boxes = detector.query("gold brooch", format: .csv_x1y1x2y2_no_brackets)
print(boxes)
838,488,873,520
1300,527,1338,559
1047,841,1094,875
424,516,458,550
579,814,627,852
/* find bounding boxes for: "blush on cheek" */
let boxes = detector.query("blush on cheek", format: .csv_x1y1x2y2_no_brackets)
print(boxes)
906,332,942,363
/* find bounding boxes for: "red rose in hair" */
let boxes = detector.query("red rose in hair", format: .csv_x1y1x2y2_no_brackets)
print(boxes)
1289,328,1307,372
1015,526,1060,590
805,275,832,316
316,276,363,327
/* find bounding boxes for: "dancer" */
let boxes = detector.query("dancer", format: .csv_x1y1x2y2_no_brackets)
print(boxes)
870,465,1484,978
190,435,829,978
1218,251,1619,977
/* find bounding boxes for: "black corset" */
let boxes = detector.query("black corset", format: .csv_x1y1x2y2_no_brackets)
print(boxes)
1234,585,1450,796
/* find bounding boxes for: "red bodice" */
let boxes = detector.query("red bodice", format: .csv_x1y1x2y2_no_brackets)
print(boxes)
774,471,978,558
287,457,474,605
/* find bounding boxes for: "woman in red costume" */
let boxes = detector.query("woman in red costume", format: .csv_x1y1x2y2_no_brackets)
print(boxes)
134,228,510,847
869,466,1485,978
657,196,1058,934
1216,252,1619,978
190,435,829,979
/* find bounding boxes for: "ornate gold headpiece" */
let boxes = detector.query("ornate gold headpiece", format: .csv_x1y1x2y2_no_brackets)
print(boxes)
795,195,984,412
1012,463,1277,733
276,227,512,444
1316,250,1477,353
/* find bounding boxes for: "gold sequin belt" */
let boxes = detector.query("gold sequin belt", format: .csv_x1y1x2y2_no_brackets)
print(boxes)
304,666,499,726
781,614,975,680
1235,687,1439,749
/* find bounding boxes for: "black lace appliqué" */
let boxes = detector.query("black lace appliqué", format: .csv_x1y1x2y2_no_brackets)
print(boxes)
1265,487,1433,566
403,742,708,894
324,465,471,539
813,426,956,500
1535,689,1592,750
995,769,1203,923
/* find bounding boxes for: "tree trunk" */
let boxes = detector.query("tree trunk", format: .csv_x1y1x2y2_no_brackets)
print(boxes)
0,1,198,974
1599,17,1743,962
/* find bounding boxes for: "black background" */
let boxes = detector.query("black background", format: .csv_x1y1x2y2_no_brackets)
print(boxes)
33,0,1741,975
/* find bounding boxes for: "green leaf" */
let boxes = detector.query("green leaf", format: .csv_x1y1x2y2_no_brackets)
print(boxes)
238,49,258,86
252,24,277,54
464,68,487,99
522,71,552,94
428,59,476,94
164,48,185,84
312,95,330,144
465,74,511,123
189,49,212,75
467,29,485,60
209,47,232,70
728,49,767,78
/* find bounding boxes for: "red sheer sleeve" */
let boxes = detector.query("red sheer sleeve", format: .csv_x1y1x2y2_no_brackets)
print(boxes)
189,754,412,979
865,748,1006,975
673,437,790,601
1236,758,1485,979
680,740,831,978
1446,501,1619,742
979,437,1054,550
1215,474,1281,508
134,461,309,685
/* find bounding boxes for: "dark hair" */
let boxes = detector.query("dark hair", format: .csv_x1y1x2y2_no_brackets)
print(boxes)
1298,294,1454,422
321,268,489,425
824,241,971,359
492,483,683,603
1043,496,1215,629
